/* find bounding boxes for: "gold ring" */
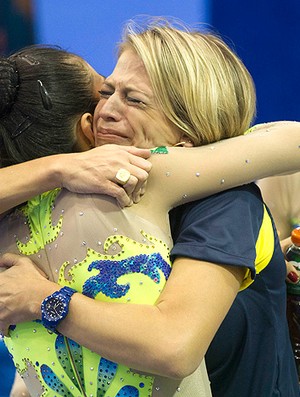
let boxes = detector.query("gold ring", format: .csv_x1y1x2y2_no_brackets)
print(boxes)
115,168,131,185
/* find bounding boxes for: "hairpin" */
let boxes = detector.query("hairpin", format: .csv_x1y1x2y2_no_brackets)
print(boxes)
37,80,52,110
18,55,40,66
11,116,33,139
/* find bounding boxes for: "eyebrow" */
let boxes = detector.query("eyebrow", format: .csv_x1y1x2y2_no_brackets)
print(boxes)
103,79,152,98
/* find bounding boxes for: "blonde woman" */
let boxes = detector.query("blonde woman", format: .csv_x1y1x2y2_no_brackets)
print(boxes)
0,20,299,397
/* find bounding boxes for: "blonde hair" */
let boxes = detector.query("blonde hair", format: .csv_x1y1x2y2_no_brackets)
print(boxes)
119,18,256,146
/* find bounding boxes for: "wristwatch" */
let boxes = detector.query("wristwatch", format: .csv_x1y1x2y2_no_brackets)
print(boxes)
41,286,76,333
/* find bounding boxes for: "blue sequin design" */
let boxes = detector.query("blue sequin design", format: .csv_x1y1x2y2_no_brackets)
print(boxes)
82,253,171,299
97,357,118,396
116,386,139,396
41,364,73,396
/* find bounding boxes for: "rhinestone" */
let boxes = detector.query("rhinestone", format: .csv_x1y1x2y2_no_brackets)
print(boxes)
245,159,250,163
79,211,84,216
176,387,181,392
166,172,171,177
195,172,200,177
220,179,225,184
182,194,188,199
155,387,160,391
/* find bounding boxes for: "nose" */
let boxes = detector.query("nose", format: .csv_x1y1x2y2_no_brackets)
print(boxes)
98,94,122,122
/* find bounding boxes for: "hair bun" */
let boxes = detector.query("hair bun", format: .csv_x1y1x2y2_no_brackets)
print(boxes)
0,58,19,116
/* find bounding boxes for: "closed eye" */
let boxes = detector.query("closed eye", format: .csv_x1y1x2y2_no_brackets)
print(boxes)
127,97,146,106
99,90,113,98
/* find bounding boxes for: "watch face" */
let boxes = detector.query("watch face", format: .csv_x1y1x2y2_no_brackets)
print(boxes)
44,296,65,321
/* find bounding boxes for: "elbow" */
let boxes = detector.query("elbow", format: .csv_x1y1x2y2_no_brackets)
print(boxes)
154,338,204,379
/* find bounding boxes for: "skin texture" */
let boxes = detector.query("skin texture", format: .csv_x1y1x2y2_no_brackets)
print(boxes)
0,49,247,379
93,50,183,148
1,45,300,393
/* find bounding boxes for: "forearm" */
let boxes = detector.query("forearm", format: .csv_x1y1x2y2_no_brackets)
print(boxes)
0,155,63,215
58,295,177,376
0,254,242,379
0,145,152,214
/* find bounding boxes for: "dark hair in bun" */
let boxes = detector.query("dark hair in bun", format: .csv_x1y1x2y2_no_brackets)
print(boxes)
0,58,19,115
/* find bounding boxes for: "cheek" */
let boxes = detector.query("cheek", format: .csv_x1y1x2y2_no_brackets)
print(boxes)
93,102,102,126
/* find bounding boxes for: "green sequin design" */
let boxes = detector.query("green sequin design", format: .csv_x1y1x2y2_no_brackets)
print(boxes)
17,189,63,255
150,146,168,154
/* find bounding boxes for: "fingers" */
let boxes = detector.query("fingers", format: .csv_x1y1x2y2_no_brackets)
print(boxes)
123,146,152,162
280,237,292,255
0,253,48,278
132,181,147,204
286,261,300,283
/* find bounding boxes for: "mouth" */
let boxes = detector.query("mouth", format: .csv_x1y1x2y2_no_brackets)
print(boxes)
95,127,129,144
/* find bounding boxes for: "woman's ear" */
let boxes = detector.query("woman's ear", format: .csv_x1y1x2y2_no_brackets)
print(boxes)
76,112,95,150
174,135,194,147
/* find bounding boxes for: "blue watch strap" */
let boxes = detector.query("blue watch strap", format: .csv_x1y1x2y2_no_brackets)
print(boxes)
41,286,76,333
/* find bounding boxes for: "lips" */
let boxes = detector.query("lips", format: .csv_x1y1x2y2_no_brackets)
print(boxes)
95,127,129,144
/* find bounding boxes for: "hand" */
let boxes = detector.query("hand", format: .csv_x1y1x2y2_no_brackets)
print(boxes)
10,372,30,397
0,254,57,336
58,145,152,207
280,237,300,284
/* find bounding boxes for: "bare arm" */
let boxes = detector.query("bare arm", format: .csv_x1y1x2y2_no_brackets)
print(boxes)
0,145,151,214
148,121,300,212
2,121,300,216
0,253,244,379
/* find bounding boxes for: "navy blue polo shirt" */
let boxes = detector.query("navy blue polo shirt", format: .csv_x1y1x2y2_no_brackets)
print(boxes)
169,183,299,397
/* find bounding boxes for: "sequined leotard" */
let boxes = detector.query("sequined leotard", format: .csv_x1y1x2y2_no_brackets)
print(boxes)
0,189,211,397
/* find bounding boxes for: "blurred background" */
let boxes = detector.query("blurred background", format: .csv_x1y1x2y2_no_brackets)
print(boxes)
1,0,300,124
1,1,300,395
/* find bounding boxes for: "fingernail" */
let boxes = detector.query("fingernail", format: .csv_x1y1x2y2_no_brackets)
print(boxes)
287,271,299,283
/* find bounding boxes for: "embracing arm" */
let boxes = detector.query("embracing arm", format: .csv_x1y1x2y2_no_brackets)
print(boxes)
149,121,300,211
0,253,244,379
0,145,151,215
